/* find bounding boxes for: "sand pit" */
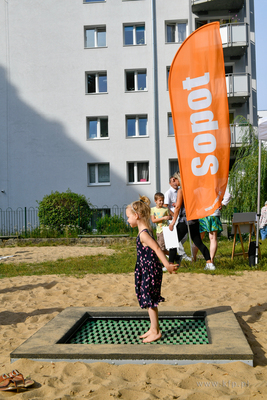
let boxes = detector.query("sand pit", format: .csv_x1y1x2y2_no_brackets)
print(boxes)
0,245,267,398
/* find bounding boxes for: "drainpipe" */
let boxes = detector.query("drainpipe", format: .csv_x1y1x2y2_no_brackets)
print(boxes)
151,0,160,191
4,0,10,208
189,0,193,34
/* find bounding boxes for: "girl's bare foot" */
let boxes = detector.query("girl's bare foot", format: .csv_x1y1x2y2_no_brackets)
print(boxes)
142,331,162,343
140,329,152,339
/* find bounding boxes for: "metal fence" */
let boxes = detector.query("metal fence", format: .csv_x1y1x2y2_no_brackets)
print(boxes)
0,205,234,237
0,205,130,237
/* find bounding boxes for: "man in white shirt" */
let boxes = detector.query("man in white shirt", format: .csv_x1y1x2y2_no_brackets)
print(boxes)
164,176,178,217
164,175,191,261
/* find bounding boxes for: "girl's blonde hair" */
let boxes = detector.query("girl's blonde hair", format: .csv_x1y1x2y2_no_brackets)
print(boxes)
127,195,151,230
173,171,182,188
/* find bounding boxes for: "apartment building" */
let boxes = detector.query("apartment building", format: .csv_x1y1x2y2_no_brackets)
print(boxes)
0,0,257,210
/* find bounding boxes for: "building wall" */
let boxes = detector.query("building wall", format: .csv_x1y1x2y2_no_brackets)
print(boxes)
0,0,257,210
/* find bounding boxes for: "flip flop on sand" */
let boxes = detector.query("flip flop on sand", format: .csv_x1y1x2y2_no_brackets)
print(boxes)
0,370,34,391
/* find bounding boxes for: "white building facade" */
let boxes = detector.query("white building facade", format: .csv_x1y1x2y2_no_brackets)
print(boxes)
0,0,257,210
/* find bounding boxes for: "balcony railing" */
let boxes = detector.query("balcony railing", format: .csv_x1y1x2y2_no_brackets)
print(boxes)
220,23,248,57
226,73,250,104
192,0,245,14
230,124,245,146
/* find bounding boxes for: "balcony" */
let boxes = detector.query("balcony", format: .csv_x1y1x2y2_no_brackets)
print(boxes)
220,23,248,58
226,73,250,105
230,124,245,146
192,0,245,14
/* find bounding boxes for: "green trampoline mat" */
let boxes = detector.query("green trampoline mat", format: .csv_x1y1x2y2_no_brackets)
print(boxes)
67,317,209,345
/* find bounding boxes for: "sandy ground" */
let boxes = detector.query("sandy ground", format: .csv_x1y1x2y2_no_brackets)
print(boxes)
0,245,267,399
0,245,115,264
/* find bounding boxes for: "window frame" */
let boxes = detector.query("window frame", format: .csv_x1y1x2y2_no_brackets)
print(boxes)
123,23,146,46
86,116,109,140
125,69,147,92
87,163,110,186
86,71,107,94
127,161,150,184
84,25,106,48
126,115,148,138
84,0,106,3
165,21,187,44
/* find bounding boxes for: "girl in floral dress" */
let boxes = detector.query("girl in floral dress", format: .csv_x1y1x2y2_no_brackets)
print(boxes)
126,196,178,343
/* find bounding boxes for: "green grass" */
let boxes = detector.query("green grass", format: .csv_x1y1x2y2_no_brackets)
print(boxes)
0,236,267,279
181,235,267,275
0,243,137,279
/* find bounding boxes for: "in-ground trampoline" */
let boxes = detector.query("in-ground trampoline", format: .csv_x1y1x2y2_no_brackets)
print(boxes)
11,306,253,366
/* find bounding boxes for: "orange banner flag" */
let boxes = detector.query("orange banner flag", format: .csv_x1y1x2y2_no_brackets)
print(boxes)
169,22,230,221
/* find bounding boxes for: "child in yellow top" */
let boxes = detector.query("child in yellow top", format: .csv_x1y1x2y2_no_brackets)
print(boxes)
150,192,171,255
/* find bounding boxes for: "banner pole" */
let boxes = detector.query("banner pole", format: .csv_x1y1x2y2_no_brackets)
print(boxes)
255,138,262,266
187,223,193,259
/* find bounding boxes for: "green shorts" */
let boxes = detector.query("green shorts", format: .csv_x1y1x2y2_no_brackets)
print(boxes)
199,216,223,233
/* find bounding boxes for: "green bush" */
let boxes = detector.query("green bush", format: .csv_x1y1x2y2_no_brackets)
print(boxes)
96,214,130,234
37,190,92,233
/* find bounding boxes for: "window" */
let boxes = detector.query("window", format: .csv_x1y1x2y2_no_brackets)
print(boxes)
168,113,174,136
85,26,106,48
170,160,179,176
124,24,145,45
87,117,108,139
126,115,147,137
88,163,110,185
128,162,149,183
196,19,222,29
166,22,187,43
84,0,105,3
225,65,234,74
125,70,147,91
167,66,170,90
86,72,107,93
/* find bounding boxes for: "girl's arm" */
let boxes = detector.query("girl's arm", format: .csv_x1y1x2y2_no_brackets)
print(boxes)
140,231,178,274
169,188,183,231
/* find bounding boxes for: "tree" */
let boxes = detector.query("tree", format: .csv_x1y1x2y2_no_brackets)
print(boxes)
222,117,267,221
